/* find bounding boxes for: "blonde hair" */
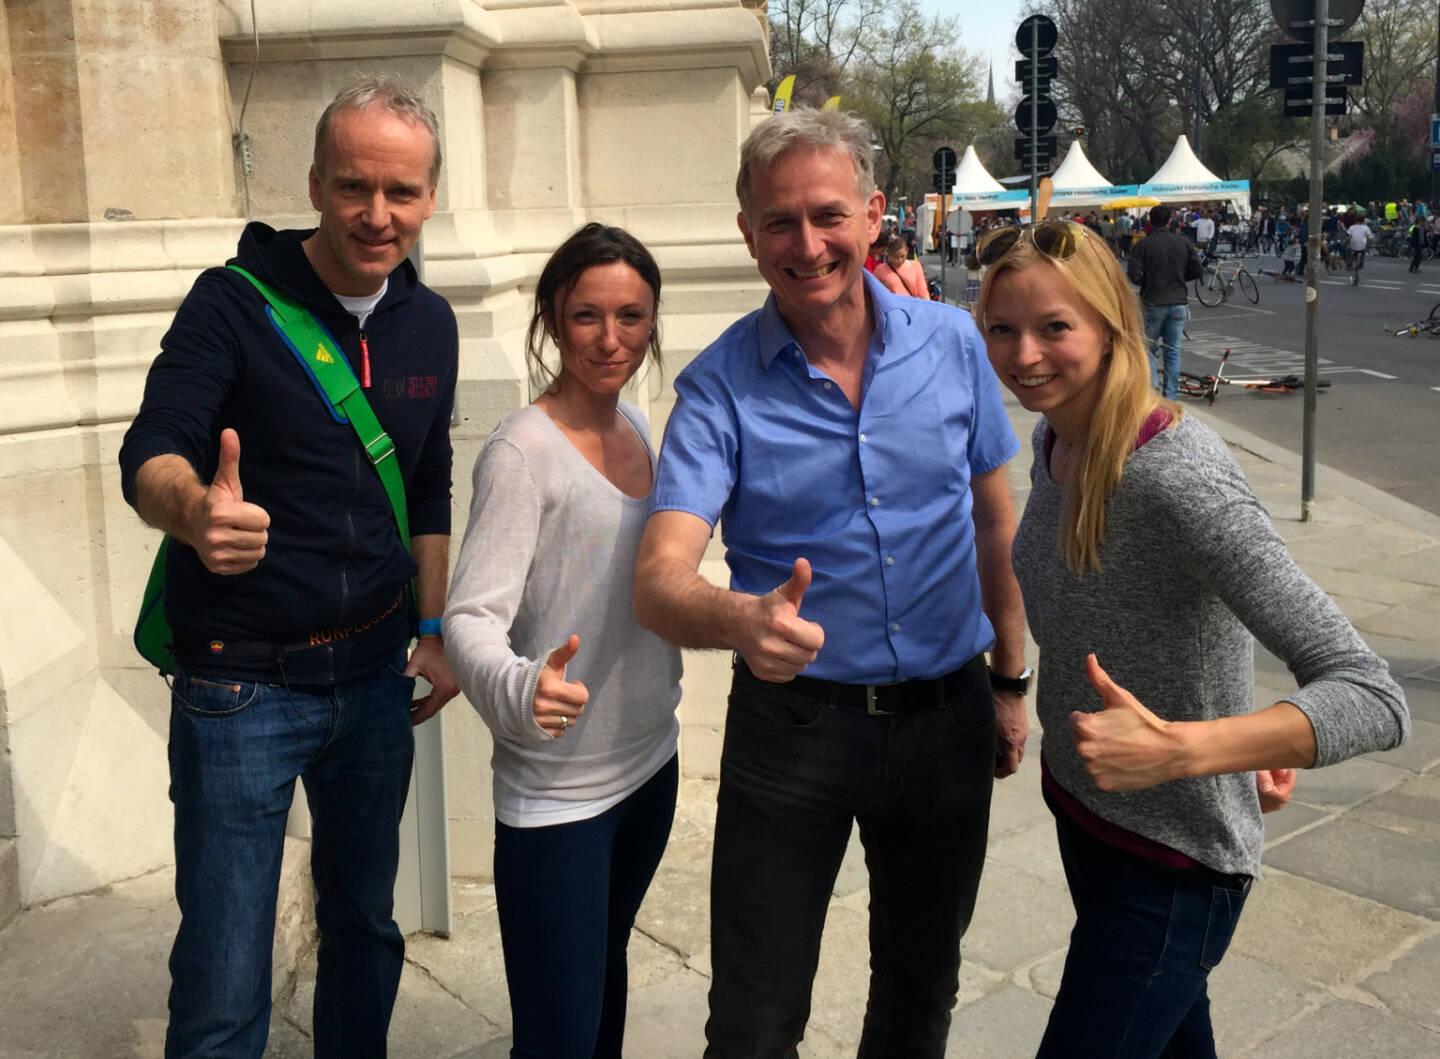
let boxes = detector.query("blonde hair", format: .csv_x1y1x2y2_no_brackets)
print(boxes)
975,228,1183,572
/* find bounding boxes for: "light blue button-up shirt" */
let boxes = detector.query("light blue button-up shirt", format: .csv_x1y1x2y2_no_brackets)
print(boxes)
651,272,1019,684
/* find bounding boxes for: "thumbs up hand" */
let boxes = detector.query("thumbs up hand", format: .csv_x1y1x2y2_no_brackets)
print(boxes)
191,429,271,575
1069,653,1185,791
534,634,589,738
738,558,826,683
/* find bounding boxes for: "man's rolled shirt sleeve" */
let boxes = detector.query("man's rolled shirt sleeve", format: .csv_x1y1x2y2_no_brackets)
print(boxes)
651,352,741,528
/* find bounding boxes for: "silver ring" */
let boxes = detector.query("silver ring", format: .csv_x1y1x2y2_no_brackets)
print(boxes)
559,716,569,731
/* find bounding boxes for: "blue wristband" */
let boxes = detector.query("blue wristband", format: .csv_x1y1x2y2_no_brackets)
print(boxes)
417,618,443,638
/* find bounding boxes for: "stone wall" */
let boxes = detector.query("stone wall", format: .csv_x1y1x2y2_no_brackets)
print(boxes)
0,0,770,916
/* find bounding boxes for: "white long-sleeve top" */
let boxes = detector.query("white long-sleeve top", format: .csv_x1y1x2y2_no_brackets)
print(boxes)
443,402,681,828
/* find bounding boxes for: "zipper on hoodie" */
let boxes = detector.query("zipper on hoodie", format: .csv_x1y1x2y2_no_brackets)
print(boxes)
359,327,371,388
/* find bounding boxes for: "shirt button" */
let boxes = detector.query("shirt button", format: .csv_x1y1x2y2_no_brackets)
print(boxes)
859,433,867,442
886,556,894,565
870,497,879,507
891,622,900,632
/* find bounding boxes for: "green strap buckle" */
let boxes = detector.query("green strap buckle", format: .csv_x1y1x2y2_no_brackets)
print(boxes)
365,431,396,466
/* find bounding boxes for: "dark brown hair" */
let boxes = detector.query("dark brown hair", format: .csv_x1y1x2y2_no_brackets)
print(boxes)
525,223,663,392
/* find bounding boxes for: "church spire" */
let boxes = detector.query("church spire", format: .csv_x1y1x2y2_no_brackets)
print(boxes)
986,60,995,106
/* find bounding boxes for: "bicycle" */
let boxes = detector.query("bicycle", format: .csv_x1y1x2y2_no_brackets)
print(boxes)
1176,349,1333,405
1344,247,1365,286
1193,256,1259,306
1383,302,1440,338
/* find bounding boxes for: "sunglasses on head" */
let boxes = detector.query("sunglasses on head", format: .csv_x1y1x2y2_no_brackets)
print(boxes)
969,220,1088,269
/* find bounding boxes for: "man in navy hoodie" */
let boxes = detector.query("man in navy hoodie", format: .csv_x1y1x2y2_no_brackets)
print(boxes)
119,76,459,1058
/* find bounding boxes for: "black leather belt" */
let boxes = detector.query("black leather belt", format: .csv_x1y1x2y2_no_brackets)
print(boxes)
734,653,986,716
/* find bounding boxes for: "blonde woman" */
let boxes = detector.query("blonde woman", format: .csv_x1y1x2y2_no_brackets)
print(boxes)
973,215,1408,1057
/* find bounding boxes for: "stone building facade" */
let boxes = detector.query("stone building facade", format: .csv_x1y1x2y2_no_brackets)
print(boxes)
0,0,772,921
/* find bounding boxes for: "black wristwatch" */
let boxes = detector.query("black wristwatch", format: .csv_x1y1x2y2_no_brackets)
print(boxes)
988,666,1033,695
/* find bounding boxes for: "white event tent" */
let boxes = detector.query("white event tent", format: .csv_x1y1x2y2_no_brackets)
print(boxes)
1046,141,1138,211
1138,135,1251,218
947,145,1028,212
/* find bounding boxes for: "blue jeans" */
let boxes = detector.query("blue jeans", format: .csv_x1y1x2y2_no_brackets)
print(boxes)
1037,802,1251,1058
165,653,416,1059
494,754,678,1058
1144,303,1188,400
704,656,996,1059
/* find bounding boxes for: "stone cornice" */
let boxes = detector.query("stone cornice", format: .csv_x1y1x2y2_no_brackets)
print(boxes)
213,1,767,84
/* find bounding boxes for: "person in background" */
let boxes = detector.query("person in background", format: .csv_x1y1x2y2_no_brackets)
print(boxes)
872,235,929,298
1125,204,1203,400
974,217,1409,1057
444,223,682,1058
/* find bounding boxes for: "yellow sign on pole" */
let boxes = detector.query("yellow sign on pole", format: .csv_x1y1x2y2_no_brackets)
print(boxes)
822,95,842,111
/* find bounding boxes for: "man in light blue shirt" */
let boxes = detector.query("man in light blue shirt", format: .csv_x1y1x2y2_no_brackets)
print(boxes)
634,109,1030,1057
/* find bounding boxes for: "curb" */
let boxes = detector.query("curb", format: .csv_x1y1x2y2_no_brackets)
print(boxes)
1187,405,1440,542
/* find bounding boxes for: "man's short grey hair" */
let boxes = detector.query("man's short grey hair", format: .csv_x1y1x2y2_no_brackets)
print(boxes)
313,74,442,185
736,108,877,216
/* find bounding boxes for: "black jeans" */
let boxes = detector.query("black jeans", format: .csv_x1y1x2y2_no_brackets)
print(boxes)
703,655,996,1059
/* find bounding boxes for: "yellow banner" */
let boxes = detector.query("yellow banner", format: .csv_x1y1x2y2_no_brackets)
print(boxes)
772,75,796,114
822,95,841,111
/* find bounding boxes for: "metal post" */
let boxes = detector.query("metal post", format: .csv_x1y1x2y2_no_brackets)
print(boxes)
1301,0,1329,522
1194,0,1205,156
939,181,948,301
1030,21,1039,220
1432,0,1440,208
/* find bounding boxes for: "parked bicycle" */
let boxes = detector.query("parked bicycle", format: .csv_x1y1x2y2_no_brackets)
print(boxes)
1194,256,1259,306
1177,349,1333,405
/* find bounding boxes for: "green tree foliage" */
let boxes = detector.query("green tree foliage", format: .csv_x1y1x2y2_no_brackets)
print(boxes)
765,0,988,207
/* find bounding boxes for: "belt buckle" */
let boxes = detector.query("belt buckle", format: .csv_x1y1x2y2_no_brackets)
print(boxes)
865,685,894,716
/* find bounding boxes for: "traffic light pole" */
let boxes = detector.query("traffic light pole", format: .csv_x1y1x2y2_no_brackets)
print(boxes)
1301,0,1329,522
1030,20,1039,220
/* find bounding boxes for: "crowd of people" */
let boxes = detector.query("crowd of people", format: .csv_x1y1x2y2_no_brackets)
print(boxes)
121,84,1410,1059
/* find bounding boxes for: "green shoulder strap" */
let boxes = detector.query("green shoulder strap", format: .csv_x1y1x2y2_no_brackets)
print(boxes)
133,265,413,674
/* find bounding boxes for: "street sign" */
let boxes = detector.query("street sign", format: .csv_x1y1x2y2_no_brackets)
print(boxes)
1014,136,1057,162
1269,40,1363,89
1271,0,1365,42
1430,114,1440,149
1431,147,1440,171
933,146,957,172
1014,97,1057,136
1015,14,1058,54
1015,56,1058,82
1283,83,1346,117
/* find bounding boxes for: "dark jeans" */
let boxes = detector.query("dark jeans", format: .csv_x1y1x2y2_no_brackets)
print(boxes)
704,656,996,1059
494,754,678,1059
165,653,416,1059
1037,804,1251,1058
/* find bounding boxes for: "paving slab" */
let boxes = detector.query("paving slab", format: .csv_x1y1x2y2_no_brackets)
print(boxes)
1399,673,1440,725
1348,773,1440,845
962,862,1074,974
985,820,1066,884
1364,716,1440,774
1289,755,1410,810
1263,815,1440,919
1230,869,1430,986
943,983,1053,1057
1260,800,1331,845
1205,952,1327,1058
1360,930,1440,1031
1253,997,1440,1057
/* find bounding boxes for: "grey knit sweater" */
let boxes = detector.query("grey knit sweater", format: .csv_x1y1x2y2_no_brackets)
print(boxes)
443,402,681,829
1013,414,1409,877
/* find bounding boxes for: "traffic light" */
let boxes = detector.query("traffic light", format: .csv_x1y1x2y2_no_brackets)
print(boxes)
1073,126,1085,137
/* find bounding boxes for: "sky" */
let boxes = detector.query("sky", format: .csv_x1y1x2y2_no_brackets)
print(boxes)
918,0,1030,103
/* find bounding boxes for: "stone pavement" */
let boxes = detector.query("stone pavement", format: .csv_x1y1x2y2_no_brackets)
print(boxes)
3,397,1438,1058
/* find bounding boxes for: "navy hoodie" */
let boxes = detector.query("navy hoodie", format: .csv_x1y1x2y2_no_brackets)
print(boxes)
119,223,457,683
